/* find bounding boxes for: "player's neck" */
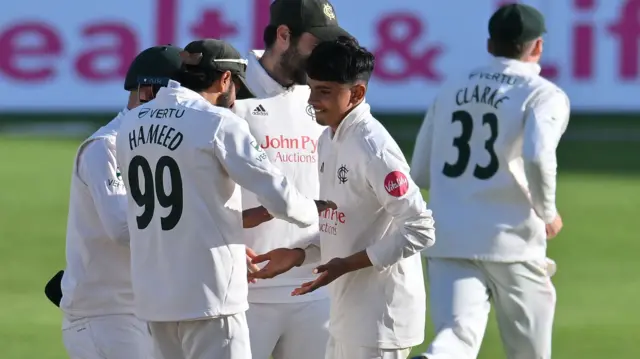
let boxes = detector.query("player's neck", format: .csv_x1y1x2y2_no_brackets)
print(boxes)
259,49,294,88
330,100,364,134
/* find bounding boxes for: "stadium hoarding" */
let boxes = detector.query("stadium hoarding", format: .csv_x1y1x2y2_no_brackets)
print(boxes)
0,0,638,113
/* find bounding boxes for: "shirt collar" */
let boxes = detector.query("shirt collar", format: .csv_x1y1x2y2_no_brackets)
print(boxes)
332,101,371,142
155,80,205,102
492,57,541,75
245,50,294,98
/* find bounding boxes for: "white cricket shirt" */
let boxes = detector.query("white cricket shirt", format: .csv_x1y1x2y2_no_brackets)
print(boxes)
316,102,435,349
61,110,133,321
411,57,570,262
115,81,319,322
232,50,327,303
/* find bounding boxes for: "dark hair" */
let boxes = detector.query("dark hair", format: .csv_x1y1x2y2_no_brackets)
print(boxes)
263,24,302,49
170,65,224,93
490,39,535,59
306,37,374,84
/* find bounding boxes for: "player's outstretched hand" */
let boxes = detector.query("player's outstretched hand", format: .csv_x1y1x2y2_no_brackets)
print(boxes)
291,257,349,296
546,214,563,239
242,206,274,228
314,200,337,213
246,247,261,283
249,248,306,280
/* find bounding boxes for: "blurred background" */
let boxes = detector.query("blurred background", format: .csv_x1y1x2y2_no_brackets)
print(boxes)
1,0,639,358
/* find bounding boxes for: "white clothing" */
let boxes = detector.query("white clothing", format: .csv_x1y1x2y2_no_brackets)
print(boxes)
410,57,570,261
62,314,154,359
233,49,327,303
61,110,135,318
115,80,319,322
315,102,435,349
149,312,251,359
325,336,411,359
246,300,330,359
425,258,556,359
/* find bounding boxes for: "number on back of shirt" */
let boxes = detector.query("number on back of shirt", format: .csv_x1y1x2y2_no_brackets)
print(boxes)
128,155,184,230
443,110,499,180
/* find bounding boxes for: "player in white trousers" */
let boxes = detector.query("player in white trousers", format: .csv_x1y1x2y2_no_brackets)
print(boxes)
250,38,435,359
59,45,184,359
409,4,569,359
231,1,352,359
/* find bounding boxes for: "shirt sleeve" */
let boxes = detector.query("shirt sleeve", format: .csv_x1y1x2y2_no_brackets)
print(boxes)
410,101,436,190
522,88,571,223
77,140,129,246
362,144,436,271
213,115,318,228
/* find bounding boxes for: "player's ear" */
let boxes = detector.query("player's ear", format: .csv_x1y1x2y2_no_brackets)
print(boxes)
532,38,543,57
216,71,232,92
276,25,292,51
350,83,366,105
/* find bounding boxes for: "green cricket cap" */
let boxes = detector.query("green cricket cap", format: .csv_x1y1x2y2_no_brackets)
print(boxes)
182,39,255,100
124,45,183,91
489,3,547,43
269,0,352,41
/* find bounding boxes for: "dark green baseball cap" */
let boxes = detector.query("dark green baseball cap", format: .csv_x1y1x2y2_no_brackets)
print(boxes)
124,45,183,91
269,0,352,41
181,39,255,100
489,3,546,43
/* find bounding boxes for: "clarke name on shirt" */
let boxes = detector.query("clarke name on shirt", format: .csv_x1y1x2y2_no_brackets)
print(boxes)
455,71,517,110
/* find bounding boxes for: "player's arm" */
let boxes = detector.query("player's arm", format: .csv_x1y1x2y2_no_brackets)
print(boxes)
213,114,319,228
357,146,436,271
522,88,571,223
77,140,129,245
410,100,436,190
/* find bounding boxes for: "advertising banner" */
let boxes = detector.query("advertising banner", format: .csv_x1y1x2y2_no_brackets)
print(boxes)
0,0,638,112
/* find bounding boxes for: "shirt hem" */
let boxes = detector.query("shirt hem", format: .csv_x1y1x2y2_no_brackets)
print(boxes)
136,304,249,322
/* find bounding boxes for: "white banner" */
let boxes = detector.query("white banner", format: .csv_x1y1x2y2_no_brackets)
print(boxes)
0,0,638,112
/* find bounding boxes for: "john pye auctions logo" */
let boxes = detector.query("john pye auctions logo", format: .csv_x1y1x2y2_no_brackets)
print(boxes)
260,135,318,164
319,208,345,236
384,171,409,197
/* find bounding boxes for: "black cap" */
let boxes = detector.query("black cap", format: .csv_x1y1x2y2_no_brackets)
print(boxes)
269,0,352,41
182,39,255,100
489,3,546,43
124,45,183,91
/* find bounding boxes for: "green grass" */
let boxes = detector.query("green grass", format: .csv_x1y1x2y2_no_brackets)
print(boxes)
1,124,639,358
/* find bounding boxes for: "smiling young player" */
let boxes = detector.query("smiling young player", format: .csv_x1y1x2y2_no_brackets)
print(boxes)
250,37,435,359
230,1,352,359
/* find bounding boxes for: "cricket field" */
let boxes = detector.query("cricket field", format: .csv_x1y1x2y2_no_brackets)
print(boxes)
0,113,638,358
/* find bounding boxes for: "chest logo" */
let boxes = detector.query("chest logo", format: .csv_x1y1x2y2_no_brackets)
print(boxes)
252,104,268,116
337,165,348,184
306,104,316,120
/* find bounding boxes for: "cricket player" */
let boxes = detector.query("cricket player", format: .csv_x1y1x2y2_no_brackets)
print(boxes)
250,37,436,359
60,45,183,359
115,39,334,359
409,4,569,359
231,1,351,358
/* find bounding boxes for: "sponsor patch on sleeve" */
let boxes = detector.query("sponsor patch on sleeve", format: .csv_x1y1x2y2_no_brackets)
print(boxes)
384,171,409,197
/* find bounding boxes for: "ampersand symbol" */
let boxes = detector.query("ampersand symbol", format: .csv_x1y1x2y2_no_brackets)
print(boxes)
373,13,444,81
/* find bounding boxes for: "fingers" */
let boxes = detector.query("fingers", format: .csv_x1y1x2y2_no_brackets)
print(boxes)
251,254,271,264
291,272,328,296
248,267,278,280
313,264,328,274
245,247,258,259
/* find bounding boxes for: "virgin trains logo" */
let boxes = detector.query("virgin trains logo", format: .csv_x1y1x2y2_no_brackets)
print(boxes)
384,171,410,197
